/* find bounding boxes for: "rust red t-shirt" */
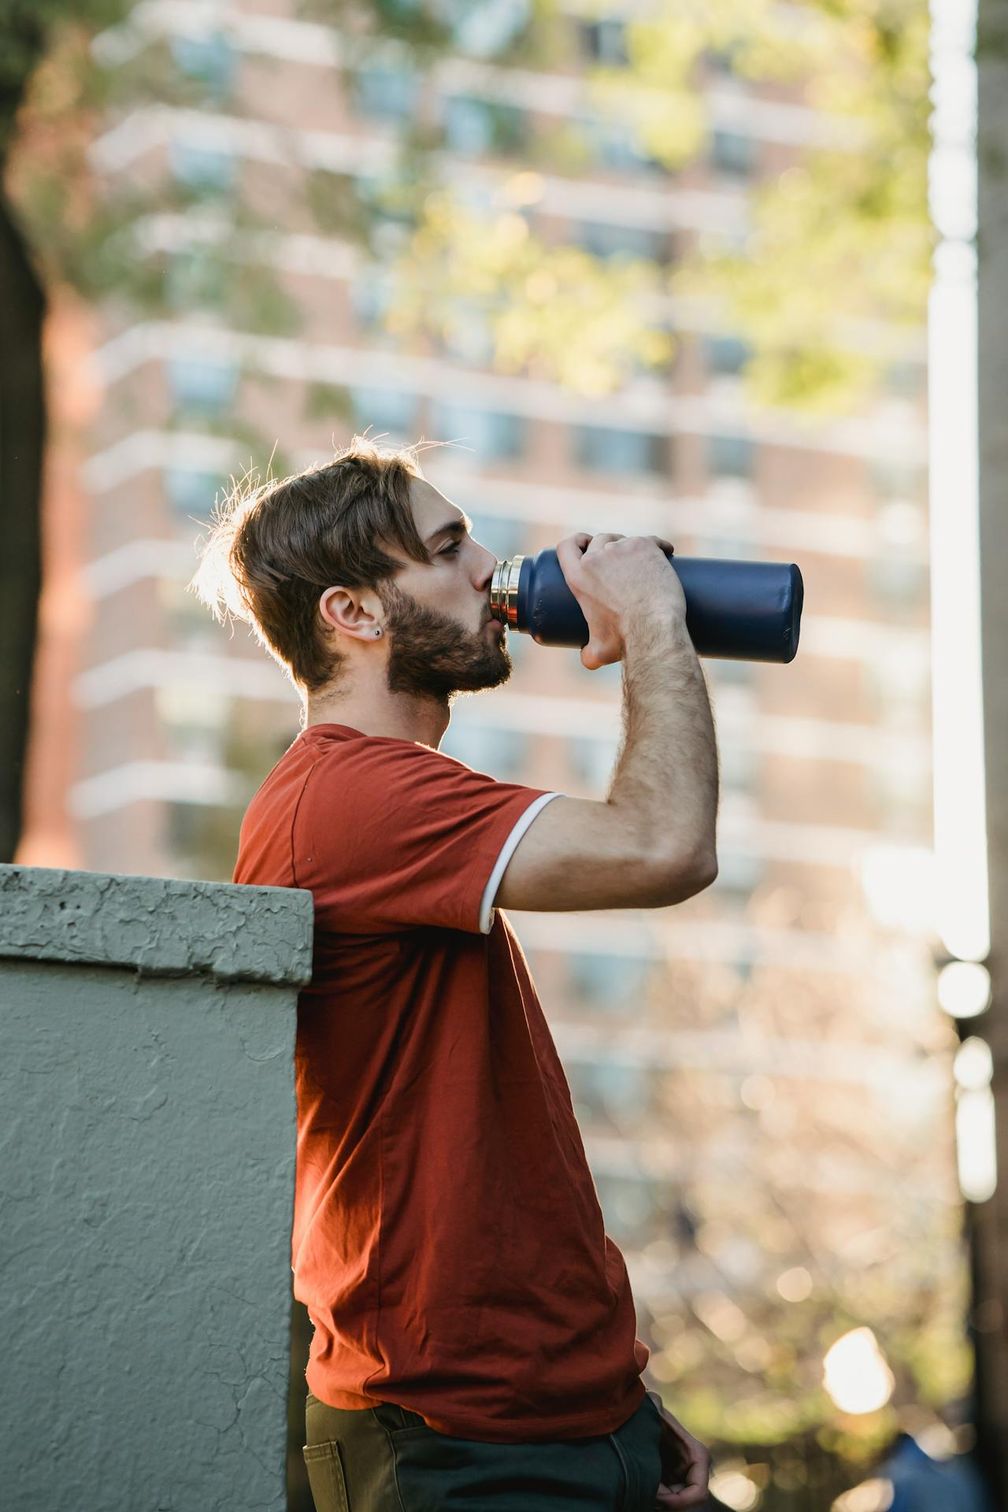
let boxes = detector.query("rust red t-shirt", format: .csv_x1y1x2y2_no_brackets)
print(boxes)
232,722,649,1441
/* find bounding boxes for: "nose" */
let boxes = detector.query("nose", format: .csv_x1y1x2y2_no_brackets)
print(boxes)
476,544,498,599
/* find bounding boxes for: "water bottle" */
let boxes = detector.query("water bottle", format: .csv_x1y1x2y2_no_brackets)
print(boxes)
489,546,804,663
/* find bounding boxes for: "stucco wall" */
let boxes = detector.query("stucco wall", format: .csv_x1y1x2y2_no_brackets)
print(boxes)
0,864,314,1512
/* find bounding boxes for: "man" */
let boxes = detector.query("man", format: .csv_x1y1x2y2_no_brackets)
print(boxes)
196,436,718,1510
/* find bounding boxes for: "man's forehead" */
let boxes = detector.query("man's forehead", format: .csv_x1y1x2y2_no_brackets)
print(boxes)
410,478,471,539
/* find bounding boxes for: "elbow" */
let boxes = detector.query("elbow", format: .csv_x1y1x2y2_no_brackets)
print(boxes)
649,845,718,905
679,851,717,898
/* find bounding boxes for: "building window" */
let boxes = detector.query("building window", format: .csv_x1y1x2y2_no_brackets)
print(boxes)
577,17,629,64
572,424,667,476
167,358,239,415
437,301,496,367
709,850,766,898
466,511,526,562
567,733,620,790
156,684,228,764
567,950,654,1013
691,531,755,563
372,0,423,19
707,434,755,480
719,741,759,792
355,171,416,228
883,359,924,399
864,642,929,720
580,117,649,174
439,724,529,781
442,95,527,156
869,760,931,838
445,0,531,57
705,656,755,691
164,467,225,522
165,249,227,309
350,386,418,444
568,1062,649,1128
710,129,756,178
350,266,396,332
169,32,235,97
705,335,751,377
704,45,743,77
158,575,220,652
165,799,246,884
868,555,927,607
351,64,420,122
574,220,671,264
594,1173,658,1237
169,142,235,194
869,457,925,502
430,402,526,461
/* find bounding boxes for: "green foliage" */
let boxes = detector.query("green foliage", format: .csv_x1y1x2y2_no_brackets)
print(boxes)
0,0,129,147
4,7,301,339
348,0,931,411
680,0,933,412
376,187,674,395
306,168,370,240
305,381,353,421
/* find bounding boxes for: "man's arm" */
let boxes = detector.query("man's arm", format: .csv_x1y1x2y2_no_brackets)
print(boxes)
493,606,718,915
607,605,719,874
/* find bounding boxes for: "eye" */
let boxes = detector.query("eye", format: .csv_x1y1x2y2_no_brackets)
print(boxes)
440,542,461,556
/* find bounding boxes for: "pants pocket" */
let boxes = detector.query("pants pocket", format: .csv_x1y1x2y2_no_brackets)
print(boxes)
303,1439,351,1512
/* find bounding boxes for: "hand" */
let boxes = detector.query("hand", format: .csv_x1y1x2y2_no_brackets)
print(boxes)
555,533,681,672
647,1391,711,1509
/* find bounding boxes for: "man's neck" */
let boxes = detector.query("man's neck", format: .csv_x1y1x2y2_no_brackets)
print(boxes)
302,694,451,750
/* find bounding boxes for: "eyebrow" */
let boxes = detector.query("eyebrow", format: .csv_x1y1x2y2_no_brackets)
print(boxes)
425,511,474,547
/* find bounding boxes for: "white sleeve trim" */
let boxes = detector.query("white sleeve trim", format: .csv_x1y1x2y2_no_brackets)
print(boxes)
479,792,563,935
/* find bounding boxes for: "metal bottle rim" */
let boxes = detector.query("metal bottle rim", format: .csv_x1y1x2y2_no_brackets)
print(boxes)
490,556,525,629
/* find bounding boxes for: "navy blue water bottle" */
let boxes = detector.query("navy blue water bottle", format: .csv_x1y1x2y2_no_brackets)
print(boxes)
489,546,803,663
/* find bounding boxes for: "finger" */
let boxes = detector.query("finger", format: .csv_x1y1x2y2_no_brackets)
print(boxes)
654,1484,709,1509
656,1453,711,1508
557,532,593,556
656,1433,710,1509
583,532,623,554
556,534,593,581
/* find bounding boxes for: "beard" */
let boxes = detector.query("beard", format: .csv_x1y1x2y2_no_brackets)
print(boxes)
377,581,512,703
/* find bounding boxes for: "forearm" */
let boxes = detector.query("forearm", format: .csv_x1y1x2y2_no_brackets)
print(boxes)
605,611,719,869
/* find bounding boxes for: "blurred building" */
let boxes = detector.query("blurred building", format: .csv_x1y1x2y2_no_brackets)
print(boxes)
17,0,964,1483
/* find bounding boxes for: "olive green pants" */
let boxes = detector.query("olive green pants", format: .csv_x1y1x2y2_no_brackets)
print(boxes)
303,1391,664,1512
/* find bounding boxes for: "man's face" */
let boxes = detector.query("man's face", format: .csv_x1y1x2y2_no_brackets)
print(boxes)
377,476,513,704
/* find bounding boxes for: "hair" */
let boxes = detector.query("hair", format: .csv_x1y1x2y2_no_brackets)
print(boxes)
188,433,443,694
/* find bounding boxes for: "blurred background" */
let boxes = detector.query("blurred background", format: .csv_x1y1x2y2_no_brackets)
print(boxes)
2,0,1002,1508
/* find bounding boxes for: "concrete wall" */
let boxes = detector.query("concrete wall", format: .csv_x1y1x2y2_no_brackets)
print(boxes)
0,863,314,1512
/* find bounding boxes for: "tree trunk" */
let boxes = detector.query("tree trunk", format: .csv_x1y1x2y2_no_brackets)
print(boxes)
0,189,45,863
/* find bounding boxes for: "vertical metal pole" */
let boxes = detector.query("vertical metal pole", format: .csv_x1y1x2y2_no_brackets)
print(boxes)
974,0,1008,1494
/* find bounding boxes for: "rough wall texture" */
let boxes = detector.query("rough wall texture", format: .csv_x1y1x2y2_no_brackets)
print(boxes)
0,863,315,984
0,865,315,1511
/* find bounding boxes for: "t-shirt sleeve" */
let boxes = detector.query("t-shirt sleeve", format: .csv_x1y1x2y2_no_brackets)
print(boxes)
293,739,562,935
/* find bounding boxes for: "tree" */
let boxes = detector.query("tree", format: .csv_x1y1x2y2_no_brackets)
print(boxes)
0,4,126,860
359,0,931,412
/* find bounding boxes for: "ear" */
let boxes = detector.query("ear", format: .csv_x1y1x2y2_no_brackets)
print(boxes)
318,587,380,640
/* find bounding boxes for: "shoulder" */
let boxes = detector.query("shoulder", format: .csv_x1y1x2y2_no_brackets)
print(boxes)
297,735,479,807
